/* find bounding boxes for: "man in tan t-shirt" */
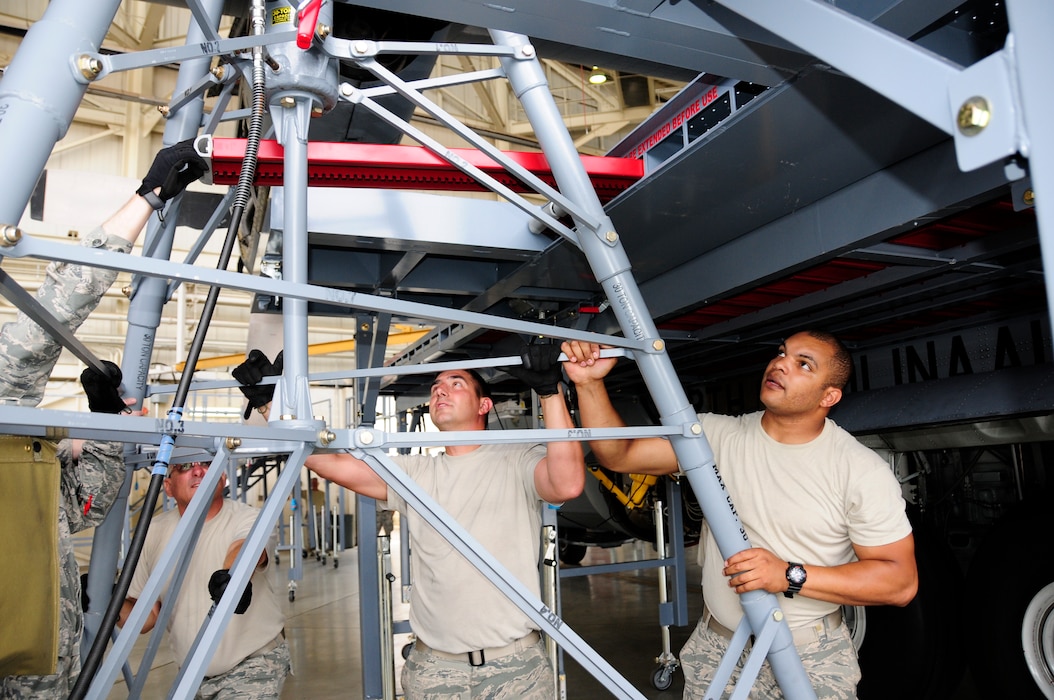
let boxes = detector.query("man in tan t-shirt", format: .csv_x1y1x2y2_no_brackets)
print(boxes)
561,330,918,699
303,365,585,700
119,464,289,699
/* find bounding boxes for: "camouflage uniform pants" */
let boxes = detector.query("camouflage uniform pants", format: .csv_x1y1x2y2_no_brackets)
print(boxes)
195,640,291,700
402,639,555,699
680,615,861,699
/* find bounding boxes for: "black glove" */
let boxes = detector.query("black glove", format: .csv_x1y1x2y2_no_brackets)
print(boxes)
80,573,90,613
208,569,252,614
80,360,127,413
233,349,283,419
506,341,563,396
136,139,208,208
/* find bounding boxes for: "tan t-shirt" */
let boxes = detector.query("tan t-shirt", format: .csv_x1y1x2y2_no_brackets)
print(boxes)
382,442,548,653
698,412,912,630
128,500,284,677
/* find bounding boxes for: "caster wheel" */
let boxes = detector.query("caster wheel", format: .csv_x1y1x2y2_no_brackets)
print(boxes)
401,643,413,660
288,590,296,602
275,555,280,565
333,559,339,569
321,556,327,565
651,666,674,691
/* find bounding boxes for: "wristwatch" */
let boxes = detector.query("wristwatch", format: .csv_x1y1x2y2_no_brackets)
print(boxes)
784,562,807,598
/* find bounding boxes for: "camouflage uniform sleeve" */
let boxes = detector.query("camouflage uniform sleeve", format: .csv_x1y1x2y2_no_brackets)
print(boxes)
58,438,127,534
0,227,133,406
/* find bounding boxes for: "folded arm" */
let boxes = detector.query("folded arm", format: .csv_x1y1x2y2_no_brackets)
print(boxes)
723,533,919,607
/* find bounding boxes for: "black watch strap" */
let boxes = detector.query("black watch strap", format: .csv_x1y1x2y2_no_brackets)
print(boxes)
784,561,806,599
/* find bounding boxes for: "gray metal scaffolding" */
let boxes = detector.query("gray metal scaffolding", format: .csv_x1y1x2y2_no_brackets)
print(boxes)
0,0,1051,698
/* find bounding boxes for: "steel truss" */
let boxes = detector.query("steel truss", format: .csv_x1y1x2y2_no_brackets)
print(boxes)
2,0,1048,698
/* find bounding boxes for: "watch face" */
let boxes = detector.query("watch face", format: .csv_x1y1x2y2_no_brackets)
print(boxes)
788,566,806,584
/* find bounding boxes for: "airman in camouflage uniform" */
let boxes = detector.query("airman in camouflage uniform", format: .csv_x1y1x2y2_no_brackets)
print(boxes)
0,231,132,699
1,139,207,698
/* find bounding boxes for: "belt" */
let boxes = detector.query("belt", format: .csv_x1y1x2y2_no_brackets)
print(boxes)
703,605,842,648
415,631,541,667
249,632,285,659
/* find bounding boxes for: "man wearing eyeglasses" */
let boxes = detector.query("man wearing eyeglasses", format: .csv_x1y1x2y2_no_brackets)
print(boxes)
118,461,290,699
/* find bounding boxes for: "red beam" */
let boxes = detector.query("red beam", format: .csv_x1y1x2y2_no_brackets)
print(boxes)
208,139,643,203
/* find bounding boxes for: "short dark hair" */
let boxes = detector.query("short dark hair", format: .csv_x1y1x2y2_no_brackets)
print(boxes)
803,329,852,389
464,368,492,400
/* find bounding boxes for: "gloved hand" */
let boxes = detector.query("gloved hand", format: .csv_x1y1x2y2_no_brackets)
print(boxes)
80,573,90,613
208,569,252,614
136,139,208,208
506,340,564,396
233,349,283,419
80,360,128,413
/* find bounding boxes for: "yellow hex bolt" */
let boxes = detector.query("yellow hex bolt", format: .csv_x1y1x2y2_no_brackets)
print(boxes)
957,96,991,136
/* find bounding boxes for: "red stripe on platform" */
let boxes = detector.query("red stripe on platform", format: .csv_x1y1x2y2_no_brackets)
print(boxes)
208,139,643,203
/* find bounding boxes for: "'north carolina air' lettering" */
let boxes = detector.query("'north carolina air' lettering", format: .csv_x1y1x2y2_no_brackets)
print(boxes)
848,318,1049,392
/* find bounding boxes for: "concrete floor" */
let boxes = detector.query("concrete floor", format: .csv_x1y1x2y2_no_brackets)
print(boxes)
103,531,984,699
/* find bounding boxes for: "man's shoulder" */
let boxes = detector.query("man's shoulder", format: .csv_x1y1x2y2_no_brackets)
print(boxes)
222,499,260,515
822,417,871,447
146,507,181,544
219,498,262,523
699,410,761,432
156,506,182,523
822,418,889,465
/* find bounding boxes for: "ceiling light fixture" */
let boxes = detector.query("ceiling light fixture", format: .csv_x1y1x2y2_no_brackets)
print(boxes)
589,66,607,85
